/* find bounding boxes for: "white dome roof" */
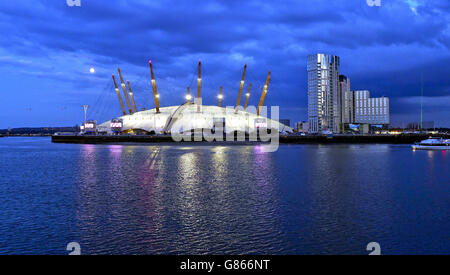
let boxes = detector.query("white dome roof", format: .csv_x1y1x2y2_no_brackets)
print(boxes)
99,103,292,134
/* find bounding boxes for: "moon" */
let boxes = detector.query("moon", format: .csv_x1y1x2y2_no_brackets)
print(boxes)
89,67,95,74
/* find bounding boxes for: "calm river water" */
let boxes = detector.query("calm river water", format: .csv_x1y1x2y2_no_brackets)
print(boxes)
0,137,448,254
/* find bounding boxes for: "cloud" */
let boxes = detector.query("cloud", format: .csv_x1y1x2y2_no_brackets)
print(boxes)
391,95,450,127
0,0,449,127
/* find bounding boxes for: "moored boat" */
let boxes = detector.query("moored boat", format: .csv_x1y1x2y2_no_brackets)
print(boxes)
412,137,450,150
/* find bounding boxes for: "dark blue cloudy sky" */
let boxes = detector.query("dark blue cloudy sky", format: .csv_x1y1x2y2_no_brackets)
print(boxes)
0,0,449,128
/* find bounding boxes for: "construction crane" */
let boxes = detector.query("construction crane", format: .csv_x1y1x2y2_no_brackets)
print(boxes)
118,68,133,114
257,71,271,116
235,64,247,112
197,60,202,112
244,82,252,111
127,81,137,113
218,86,223,107
148,60,161,113
112,74,127,116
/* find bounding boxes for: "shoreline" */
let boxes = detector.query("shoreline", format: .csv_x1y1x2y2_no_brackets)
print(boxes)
49,134,449,145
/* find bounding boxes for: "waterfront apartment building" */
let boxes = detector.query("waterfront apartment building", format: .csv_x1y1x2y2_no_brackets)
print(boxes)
352,90,390,125
307,54,340,133
295,121,309,133
307,54,390,133
339,75,353,125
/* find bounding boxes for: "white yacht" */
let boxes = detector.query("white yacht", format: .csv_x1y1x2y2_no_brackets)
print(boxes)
412,137,450,150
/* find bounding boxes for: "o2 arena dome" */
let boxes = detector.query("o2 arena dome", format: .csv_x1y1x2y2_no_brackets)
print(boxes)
96,60,292,135
99,102,292,135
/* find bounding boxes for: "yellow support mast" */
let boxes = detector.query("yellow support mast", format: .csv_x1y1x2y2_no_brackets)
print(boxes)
197,60,202,112
235,64,247,112
112,74,127,116
186,86,191,103
118,68,133,114
257,71,271,116
218,86,223,107
148,60,161,113
127,81,137,113
244,82,252,111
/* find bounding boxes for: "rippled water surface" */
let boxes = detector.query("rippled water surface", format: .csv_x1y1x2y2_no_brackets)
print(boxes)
0,137,448,254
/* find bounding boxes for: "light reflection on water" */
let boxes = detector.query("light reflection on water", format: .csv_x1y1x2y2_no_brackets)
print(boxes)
0,138,448,255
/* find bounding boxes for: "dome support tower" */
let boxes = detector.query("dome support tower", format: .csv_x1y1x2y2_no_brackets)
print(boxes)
148,60,161,113
218,86,223,107
118,68,133,114
235,64,247,113
127,81,137,113
197,61,202,112
257,71,271,116
244,82,252,111
112,74,127,116
186,86,191,103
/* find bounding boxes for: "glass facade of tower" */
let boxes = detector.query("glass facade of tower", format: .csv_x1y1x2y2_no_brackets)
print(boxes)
307,54,340,133
339,75,353,125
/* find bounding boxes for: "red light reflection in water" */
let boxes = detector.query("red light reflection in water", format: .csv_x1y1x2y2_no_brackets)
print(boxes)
108,145,123,155
253,145,270,168
80,144,96,173
81,144,95,152
254,144,266,154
